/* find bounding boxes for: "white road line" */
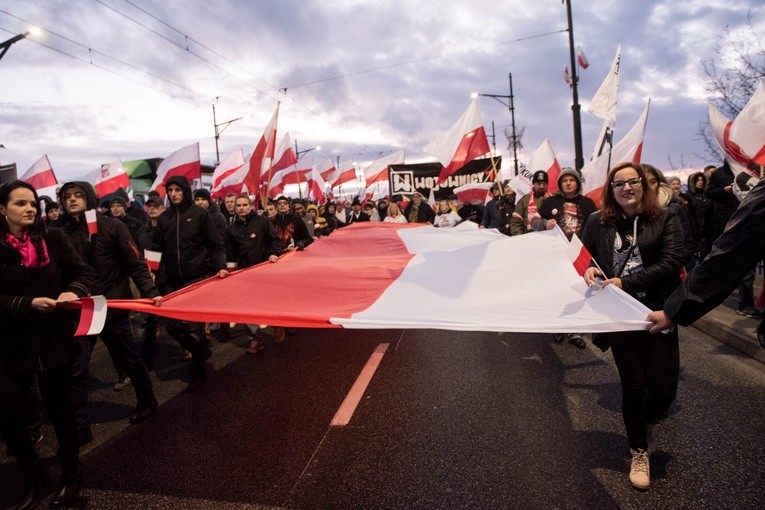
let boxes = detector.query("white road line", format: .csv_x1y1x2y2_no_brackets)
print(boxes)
330,343,389,427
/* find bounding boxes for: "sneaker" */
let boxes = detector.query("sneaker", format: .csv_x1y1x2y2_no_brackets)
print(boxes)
245,340,264,354
646,424,657,456
568,334,587,349
113,375,131,392
736,307,763,318
629,449,650,490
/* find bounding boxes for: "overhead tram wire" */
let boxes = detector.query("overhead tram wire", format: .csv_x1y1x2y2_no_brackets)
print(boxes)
92,0,278,103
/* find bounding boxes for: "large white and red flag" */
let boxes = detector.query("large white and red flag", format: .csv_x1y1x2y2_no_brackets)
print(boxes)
316,157,337,185
581,100,651,205
306,164,329,204
588,45,621,128
244,104,280,194
363,149,405,187
151,142,201,196
708,104,749,175
525,139,562,193
725,79,765,167
426,99,491,184
20,155,58,199
109,223,652,333
271,132,297,173
269,157,313,198
94,159,131,197
365,180,389,202
211,149,247,199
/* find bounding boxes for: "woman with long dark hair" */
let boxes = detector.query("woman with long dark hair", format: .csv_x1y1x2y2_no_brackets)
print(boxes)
580,163,684,491
0,180,94,509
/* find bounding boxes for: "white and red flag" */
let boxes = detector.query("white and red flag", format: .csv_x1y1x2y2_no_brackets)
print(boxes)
577,46,589,69
306,164,328,204
269,158,312,198
151,142,201,196
317,157,337,184
144,250,162,272
564,66,572,87
526,139,562,193
211,149,247,199
363,149,405,187
72,296,107,336
333,160,359,189
85,209,98,235
244,104,279,195
588,45,621,128
109,224,652,333
581,100,651,205
426,99,490,185
20,155,58,199
271,132,298,173
566,233,592,276
725,79,765,167
453,182,494,204
708,104,749,175
94,160,131,197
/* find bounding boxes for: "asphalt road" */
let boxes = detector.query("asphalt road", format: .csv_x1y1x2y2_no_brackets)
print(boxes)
1,322,764,509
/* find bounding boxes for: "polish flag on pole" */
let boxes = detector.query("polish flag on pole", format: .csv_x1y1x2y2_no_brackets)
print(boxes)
144,250,162,272
333,160,358,189
85,209,98,235
453,182,494,204
317,157,337,184
363,149,405,187
581,100,651,205
94,160,131,197
271,132,297,172
566,233,592,276
564,66,572,87
708,104,749,175
526,139,562,193
211,149,247,199
151,142,201,196
365,180,389,202
244,104,279,194
72,296,108,337
577,46,589,69
588,45,621,128
20,155,58,198
306,164,328,204
268,158,313,198
426,99,491,185
727,79,765,167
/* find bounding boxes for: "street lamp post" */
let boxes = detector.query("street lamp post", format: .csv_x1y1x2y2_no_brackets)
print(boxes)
212,102,243,165
0,27,40,61
295,142,321,159
473,72,520,176
565,0,585,172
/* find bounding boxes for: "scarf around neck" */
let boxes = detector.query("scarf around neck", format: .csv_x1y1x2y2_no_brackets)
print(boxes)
5,231,50,268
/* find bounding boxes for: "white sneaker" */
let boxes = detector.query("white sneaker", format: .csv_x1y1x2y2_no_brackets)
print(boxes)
113,375,131,392
629,449,650,490
646,424,657,456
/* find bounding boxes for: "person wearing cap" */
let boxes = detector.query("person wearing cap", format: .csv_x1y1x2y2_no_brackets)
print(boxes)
109,195,144,245
347,197,370,224
496,182,517,236
530,167,597,349
404,190,435,224
112,187,148,225
510,170,551,236
194,188,228,241
58,181,162,440
150,176,228,393
480,183,502,229
136,195,166,371
271,195,313,252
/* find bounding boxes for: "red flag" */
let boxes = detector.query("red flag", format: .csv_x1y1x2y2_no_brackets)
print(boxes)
244,104,279,194
151,143,201,196
453,182,494,204
577,46,589,69
94,160,131,197
20,155,58,197
426,99,490,185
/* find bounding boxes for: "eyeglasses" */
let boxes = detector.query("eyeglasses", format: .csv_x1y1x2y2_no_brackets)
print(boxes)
611,177,642,189
63,191,85,200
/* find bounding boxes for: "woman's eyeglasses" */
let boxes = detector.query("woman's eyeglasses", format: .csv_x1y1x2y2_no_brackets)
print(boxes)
611,177,642,189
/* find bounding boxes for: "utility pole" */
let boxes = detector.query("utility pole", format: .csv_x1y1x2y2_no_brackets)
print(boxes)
565,0,585,171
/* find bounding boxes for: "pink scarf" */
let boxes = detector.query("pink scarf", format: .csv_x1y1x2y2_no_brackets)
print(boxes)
5,232,50,268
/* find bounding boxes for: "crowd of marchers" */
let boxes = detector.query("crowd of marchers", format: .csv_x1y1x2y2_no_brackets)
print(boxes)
1,158,763,508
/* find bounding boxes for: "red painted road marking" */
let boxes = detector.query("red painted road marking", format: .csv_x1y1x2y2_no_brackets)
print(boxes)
331,343,389,427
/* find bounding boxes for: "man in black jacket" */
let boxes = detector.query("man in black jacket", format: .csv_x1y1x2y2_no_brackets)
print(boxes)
58,181,161,442
150,176,228,392
271,195,313,253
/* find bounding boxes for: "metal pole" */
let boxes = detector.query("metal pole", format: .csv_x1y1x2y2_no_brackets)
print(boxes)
508,73,519,176
565,0,584,172
212,103,220,165
491,121,496,155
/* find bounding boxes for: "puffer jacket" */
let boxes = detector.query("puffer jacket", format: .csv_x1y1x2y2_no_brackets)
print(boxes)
224,211,281,269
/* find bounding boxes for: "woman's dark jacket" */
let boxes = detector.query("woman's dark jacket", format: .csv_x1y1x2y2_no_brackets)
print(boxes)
0,228,94,373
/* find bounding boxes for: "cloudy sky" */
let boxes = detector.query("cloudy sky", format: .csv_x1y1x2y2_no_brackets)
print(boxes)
1,0,762,182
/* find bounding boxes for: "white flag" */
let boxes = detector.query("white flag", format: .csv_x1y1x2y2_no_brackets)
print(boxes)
588,45,621,127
